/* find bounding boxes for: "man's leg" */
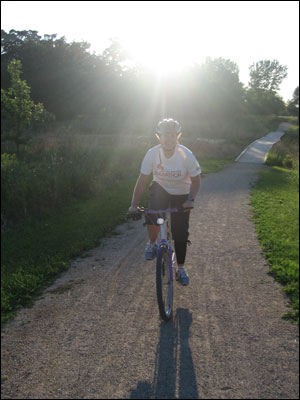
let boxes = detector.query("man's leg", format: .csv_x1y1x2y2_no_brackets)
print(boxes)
144,182,169,260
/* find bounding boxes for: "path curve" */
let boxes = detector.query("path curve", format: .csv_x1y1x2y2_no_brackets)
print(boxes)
236,122,292,163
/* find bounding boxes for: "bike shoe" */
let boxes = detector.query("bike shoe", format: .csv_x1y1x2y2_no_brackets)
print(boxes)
144,242,157,260
178,268,190,286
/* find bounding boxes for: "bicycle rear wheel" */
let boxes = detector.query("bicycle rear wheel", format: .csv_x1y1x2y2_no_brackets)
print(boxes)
156,246,173,321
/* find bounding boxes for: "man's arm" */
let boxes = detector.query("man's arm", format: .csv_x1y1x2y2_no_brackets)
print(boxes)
129,173,151,210
189,174,201,199
182,174,201,209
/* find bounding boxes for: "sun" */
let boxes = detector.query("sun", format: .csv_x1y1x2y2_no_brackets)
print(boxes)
121,31,195,76
135,47,189,75
106,2,212,76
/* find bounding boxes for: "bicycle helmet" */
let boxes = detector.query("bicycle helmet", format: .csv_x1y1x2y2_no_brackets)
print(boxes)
156,118,182,136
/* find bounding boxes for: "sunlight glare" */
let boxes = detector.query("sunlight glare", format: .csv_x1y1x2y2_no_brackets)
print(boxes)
123,34,196,76
120,7,201,76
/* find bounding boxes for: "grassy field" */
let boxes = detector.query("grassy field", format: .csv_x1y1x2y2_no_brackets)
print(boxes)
251,127,299,322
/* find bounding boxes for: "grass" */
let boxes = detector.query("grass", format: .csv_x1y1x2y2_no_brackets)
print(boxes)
199,158,235,174
1,176,138,324
251,166,299,322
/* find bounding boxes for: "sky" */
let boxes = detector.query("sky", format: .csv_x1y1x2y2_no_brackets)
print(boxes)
1,1,299,101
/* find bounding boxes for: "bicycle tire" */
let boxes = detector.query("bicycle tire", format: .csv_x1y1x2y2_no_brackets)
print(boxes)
156,246,173,321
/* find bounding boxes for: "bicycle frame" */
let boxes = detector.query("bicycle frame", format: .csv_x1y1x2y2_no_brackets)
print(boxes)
144,208,178,282
156,215,174,281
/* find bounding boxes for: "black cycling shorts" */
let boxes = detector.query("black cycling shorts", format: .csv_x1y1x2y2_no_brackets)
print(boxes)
145,181,190,243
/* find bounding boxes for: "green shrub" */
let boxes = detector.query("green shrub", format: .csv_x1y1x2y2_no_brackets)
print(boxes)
1,140,150,227
1,153,32,222
283,155,294,169
266,151,284,167
266,126,299,169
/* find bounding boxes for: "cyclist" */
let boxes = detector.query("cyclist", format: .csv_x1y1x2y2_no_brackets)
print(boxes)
128,118,201,285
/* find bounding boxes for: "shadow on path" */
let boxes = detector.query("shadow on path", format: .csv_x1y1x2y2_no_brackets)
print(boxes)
130,308,198,399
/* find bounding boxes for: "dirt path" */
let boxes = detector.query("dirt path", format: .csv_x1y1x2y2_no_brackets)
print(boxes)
1,162,299,399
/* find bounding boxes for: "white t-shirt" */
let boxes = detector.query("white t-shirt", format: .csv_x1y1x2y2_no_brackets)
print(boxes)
140,144,201,195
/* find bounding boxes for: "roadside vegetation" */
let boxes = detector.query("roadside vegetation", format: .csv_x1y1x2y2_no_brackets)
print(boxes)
251,125,299,322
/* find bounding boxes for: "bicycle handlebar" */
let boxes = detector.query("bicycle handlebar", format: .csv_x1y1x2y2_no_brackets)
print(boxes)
127,206,193,220
138,207,180,214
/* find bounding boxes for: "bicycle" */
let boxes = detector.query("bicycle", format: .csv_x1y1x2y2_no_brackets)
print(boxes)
127,206,192,322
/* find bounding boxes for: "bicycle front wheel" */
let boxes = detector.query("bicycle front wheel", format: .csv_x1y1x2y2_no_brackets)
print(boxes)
156,246,173,322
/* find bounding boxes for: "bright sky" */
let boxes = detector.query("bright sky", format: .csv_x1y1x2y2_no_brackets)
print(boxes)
1,1,299,101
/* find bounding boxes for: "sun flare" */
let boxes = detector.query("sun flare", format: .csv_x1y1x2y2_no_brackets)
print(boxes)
121,30,196,76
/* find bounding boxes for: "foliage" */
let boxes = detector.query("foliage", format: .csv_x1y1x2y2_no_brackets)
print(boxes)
1,136,153,226
245,88,286,115
266,127,299,170
1,30,104,120
1,153,32,224
249,59,288,92
1,59,54,152
287,86,299,117
245,59,289,116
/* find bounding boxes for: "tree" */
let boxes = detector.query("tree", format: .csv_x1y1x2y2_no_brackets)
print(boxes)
249,59,288,92
244,87,286,115
1,59,54,153
196,57,246,123
1,29,107,120
287,86,299,117
101,38,132,74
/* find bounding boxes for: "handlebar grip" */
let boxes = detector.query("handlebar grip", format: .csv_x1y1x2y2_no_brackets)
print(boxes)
178,206,194,212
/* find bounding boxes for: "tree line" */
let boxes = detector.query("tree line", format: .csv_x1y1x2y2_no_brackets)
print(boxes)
1,29,299,144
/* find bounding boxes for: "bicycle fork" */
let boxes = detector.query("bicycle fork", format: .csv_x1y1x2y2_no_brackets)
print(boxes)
157,216,174,282
156,214,175,321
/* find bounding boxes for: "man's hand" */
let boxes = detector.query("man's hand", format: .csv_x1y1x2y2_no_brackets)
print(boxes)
128,205,139,213
182,199,194,211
